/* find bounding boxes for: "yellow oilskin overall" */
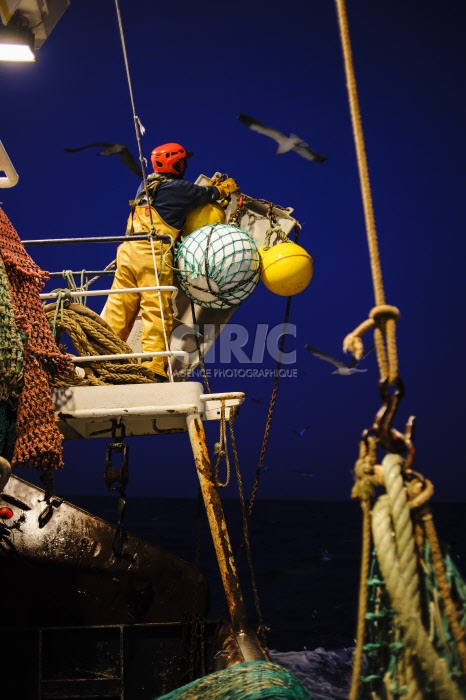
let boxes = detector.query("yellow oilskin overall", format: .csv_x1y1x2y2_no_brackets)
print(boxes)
103,193,179,380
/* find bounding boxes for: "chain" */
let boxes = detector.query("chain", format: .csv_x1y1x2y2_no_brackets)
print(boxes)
213,401,230,488
104,420,134,563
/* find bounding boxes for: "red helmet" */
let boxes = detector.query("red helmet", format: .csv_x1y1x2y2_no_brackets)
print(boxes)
150,142,193,177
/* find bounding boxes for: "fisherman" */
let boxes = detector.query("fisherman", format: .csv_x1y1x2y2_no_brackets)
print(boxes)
102,142,239,382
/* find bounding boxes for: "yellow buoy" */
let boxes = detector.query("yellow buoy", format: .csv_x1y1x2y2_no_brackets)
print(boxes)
259,241,313,296
183,202,226,237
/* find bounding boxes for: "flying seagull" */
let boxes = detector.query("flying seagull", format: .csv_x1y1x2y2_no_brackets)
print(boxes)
292,425,312,437
237,113,327,163
304,344,374,375
64,142,143,178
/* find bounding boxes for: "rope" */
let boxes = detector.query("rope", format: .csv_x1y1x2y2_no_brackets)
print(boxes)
113,0,151,199
335,0,400,384
113,6,179,363
247,294,293,520
348,497,371,700
350,442,466,697
44,302,158,386
229,405,268,649
335,5,465,696
371,454,463,699
245,219,299,521
417,507,466,675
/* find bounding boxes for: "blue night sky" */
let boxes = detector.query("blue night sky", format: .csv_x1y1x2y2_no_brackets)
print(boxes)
1,0,466,501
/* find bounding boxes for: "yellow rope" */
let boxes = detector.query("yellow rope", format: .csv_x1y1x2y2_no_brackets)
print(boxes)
348,497,371,700
417,507,466,675
372,464,463,698
44,303,157,386
335,0,400,384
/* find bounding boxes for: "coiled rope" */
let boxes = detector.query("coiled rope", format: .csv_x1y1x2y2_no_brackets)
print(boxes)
371,455,463,700
44,302,158,386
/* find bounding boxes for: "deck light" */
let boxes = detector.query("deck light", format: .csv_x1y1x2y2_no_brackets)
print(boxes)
0,23,35,61
0,5,36,63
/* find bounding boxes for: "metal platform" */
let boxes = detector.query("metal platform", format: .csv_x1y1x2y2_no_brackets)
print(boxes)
53,382,245,439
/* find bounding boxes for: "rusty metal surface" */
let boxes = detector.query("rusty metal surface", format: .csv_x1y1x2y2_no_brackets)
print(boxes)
0,475,209,627
186,413,251,635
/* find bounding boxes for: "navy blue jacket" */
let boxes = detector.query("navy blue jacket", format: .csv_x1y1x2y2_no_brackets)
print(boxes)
135,176,220,230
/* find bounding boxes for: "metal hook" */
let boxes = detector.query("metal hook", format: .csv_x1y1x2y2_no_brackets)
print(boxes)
364,377,416,459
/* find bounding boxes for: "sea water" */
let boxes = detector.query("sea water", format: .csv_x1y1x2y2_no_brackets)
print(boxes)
65,495,466,699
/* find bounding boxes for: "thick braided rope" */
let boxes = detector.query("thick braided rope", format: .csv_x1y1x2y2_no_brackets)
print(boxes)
372,456,462,699
0,208,73,479
383,454,420,611
45,305,157,386
52,307,134,358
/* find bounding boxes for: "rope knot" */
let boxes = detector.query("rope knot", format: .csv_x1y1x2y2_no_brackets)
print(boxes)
263,225,288,251
351,438,378,500
343,332,366,361
369,304,400,328
343,304,401,383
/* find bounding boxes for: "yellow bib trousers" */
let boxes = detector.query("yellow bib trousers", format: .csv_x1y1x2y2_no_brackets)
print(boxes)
102,238,174,378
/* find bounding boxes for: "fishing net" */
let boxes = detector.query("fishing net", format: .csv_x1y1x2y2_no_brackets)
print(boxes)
0,207,73,492
156,660,311,699
0,253,23,461
176,223,260,309
359,526,466,699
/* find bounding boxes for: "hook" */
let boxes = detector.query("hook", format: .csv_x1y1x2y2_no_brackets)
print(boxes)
363,377,416,461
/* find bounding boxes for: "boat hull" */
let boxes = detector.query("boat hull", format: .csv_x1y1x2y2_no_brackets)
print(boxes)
0,475,209,627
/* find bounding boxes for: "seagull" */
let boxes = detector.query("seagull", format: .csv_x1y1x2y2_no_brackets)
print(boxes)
304,344,374,375
237,113,327,163
292,425,312,437
64,142,143,178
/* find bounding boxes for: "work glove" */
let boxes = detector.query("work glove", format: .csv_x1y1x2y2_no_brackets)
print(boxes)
215,177,239,200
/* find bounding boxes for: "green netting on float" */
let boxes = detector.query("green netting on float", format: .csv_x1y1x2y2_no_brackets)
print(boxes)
175,223,261,309
155,660,311,700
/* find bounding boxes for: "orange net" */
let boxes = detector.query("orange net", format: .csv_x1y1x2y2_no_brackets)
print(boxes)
0,207,73,494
